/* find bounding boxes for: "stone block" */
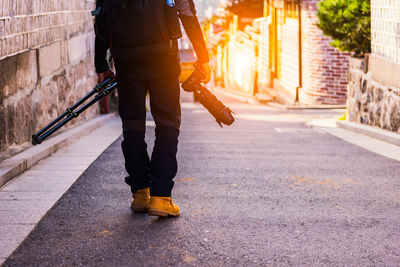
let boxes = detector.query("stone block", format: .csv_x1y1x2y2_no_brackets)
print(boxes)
39,41,62,78
389,101,400,132
8,96,35,144
86,32,95,57
374,87,384,102
0,94,35,151
0,50,37,102
60,39,68,65
68,34,87,64
347,57,400,132
349,57,365,72
369,54,400,90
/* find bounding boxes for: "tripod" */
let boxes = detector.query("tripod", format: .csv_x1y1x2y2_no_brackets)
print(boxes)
32,78,117,145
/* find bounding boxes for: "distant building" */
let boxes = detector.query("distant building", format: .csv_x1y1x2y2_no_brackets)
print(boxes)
211,0,350,106
195,0,220,21
205,6,214,19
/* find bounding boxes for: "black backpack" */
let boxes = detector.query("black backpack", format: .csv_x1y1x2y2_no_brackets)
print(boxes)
97,0,182,60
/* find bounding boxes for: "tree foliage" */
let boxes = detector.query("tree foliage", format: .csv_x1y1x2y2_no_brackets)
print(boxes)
317,0,371,57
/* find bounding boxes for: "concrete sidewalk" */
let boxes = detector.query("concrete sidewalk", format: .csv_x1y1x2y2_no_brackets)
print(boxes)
0,114,116,188
337,120,400,146
0,117,122,264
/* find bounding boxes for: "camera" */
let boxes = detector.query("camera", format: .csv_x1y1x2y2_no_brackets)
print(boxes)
181,69,235,127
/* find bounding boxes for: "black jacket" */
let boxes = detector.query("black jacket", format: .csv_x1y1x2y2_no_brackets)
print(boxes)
94,0,209,75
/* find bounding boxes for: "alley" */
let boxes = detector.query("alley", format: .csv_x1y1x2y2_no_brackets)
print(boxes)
3,94,400,266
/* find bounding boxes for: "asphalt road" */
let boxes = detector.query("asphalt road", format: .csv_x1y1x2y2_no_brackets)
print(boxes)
4,92,400,266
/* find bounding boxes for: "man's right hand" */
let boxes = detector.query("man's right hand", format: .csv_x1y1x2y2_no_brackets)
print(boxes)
98,69,116,83
196,63,211,84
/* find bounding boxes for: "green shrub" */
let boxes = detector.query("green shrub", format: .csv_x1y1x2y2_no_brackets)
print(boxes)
317,0,371,57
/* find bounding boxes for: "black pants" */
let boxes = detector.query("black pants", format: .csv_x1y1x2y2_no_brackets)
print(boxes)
115,61,181,197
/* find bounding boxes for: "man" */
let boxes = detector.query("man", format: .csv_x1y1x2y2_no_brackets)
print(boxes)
94,0,210,217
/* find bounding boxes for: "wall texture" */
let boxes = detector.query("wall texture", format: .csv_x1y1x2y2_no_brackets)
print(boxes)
347,57,400,132
371,0,400,64
0,0,97,153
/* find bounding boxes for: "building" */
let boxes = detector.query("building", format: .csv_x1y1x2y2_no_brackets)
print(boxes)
212,0,350,106
0,1,97,155
347,0,400,132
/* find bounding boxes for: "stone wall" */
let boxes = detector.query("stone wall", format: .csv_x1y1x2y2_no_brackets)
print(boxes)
0,0,98,153
347,1,400,133
347,57,400,133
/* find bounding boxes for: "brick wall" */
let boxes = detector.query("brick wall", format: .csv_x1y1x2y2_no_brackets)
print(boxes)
371,0,400,64
299,0,350,105
0,0,97,153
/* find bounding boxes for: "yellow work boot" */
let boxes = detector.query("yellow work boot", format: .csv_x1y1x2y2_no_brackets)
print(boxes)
131,188,150,212
148,196,180,217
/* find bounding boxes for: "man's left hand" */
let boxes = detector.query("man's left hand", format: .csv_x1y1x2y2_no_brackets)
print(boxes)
98,69,116,84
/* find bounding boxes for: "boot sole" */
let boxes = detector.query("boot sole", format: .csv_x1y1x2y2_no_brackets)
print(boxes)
131,206,150,213
148,209,180,217
132,208,149,213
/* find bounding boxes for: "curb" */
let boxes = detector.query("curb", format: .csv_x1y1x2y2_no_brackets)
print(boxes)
337,120,400,146
0,113,117,188
286,105,346,110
